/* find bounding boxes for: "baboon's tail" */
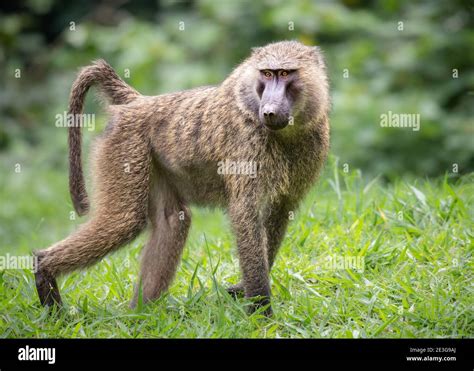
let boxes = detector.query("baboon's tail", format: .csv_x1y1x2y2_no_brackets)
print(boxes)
68,59,140,216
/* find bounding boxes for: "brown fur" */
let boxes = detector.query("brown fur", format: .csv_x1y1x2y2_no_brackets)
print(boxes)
34,41,330,316
68,60,140,215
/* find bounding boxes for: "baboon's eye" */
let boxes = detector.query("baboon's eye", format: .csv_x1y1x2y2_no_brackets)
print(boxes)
279,70,289,77
263,70,273,79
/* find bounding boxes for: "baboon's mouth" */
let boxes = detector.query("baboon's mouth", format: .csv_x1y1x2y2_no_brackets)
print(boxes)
262,115,290,131
264,122,288,131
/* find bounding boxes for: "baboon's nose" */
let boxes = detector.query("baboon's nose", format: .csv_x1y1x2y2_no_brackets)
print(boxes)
260,104,288,130
262,104,276,117
263,110,275,117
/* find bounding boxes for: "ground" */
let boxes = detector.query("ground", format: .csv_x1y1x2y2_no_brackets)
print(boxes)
0,158,472,338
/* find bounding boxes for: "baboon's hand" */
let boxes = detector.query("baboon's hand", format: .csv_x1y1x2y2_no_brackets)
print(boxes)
226,282,245,299
228,283,273,316
247,296,273,317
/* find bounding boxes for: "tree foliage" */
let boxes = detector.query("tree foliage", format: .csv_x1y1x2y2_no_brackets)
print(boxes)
0,0,472,177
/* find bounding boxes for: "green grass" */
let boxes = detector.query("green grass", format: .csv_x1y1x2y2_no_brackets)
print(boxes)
0,156,472,338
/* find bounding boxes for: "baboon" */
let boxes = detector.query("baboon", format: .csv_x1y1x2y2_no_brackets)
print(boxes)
34,40,330,316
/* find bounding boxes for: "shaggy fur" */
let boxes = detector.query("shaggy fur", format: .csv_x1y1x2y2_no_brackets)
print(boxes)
34,41,330,315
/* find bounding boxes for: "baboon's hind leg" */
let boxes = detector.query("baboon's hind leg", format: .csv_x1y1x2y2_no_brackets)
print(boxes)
34,126,151,307
130,176,191,308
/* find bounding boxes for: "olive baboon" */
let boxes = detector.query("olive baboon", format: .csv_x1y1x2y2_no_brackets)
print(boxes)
34,40,330,316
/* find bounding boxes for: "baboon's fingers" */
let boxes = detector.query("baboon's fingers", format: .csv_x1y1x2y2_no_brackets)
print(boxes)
226,282,245,299
247,296,273,317
226,283,272,315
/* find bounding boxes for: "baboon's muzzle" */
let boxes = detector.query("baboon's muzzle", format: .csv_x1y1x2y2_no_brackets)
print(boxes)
259,79,291,130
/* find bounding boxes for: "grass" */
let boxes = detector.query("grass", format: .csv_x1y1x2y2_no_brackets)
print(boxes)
0,154,472,338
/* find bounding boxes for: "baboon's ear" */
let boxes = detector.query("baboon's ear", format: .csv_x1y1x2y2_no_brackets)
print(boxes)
312,46,326,67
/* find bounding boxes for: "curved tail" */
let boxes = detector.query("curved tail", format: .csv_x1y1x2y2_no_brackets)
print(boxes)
68,60,140,216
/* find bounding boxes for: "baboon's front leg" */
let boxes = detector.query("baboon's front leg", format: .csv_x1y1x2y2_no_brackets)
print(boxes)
265,199,294,270
229,196,272,315
130,179,191,308
227,198,293,298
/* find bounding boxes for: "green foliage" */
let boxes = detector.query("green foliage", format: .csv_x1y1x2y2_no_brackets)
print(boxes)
0,0,472,176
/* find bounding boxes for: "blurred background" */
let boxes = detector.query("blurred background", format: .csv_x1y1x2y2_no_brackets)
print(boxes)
0,0,473,249
1,0,473,176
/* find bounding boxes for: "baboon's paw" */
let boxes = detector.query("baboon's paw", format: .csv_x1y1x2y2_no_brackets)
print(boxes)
34,252,62,308
226,282,245,299
247,296,273,317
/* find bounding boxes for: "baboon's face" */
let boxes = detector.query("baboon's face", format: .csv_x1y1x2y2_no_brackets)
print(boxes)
256,69,299,130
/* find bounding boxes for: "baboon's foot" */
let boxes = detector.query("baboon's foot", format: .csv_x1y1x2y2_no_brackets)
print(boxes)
34,252,62,307
129,284,165,309
226,282,245,299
